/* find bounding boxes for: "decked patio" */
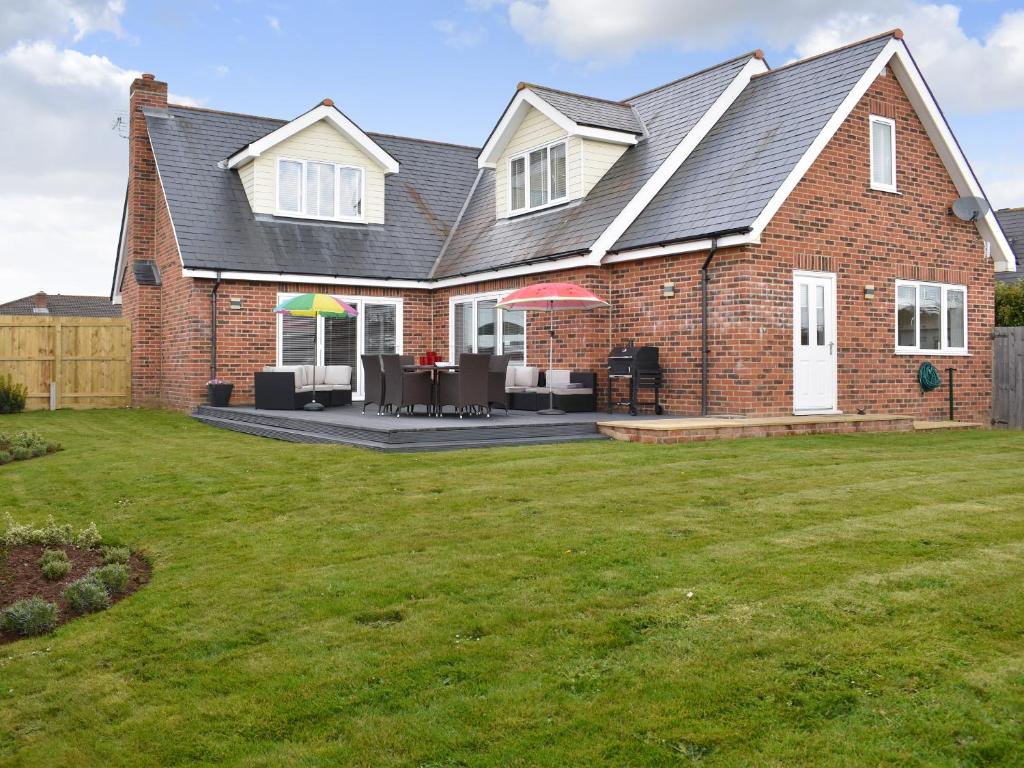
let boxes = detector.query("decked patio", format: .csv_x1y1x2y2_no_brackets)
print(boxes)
192,406,973,452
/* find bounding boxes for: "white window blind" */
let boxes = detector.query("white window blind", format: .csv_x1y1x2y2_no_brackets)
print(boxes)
339,167,362,217
529,147,548,208
510,157,526,211
281,314,315,365
278,160,302,213
305,161,335,218
549,142,566,200
451,296,527,362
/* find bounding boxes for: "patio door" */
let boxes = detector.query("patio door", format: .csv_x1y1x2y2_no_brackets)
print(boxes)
277,294,402,400
792,271,837,414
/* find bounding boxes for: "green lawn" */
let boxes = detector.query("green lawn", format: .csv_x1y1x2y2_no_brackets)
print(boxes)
1,410,1023,767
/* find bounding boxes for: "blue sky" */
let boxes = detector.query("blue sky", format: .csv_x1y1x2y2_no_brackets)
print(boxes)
1,0,1022,301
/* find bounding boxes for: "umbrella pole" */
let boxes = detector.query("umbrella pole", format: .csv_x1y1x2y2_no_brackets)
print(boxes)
538,303,565,416
304,313,325,411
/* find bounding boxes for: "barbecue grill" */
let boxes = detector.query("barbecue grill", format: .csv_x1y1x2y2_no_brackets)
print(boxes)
607,344,664,415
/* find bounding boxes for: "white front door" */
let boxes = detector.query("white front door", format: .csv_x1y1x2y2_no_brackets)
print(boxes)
792,271,837,413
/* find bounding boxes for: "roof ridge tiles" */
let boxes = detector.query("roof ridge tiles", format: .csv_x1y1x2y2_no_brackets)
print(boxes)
751,28,901,79
517,82,634,109
620,51,762,103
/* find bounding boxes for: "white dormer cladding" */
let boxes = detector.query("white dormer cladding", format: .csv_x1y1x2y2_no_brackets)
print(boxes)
481,87,639,219
228,101,398,225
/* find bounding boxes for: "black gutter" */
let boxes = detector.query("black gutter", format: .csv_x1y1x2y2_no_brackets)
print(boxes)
700,238,719,417
605,226,752,256
210,272,222,380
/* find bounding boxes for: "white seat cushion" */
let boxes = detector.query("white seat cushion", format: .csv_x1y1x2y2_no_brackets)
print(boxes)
545,369,571,388
513,366,539,388
324,365,352,386
551,387,592,396
505,366,517,388
266,365,304,389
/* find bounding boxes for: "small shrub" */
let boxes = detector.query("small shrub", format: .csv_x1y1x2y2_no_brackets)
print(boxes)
62,576,110,613
76,522,102,549
0,431,61,464
37,515,73,548
0,374,28,415
996,281,1024,327
90,563,129,594
10,446,31,461
0,450,11,465
39,548,71,581
0,597,59,637
41,558,72,581
1,513,88,548
102,545,131,564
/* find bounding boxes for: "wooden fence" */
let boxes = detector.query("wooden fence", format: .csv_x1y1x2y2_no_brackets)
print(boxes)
993,326,1024,429
0,316,131,410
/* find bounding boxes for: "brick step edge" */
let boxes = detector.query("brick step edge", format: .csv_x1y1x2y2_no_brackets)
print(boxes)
599,417,914,444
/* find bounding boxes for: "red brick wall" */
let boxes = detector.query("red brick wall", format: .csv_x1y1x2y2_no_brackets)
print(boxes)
122,74,167,407
722,68,993,421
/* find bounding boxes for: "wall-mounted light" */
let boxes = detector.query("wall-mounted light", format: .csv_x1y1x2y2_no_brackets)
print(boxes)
229,297,243,310
661,282,676,299
863,285,875,300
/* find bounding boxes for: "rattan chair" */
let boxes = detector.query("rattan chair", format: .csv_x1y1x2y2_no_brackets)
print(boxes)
381,354,433,417
361,354,385,414
488,354,510,415
438,353,491,418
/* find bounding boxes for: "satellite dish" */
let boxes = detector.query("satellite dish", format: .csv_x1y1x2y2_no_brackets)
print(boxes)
951,196,989,222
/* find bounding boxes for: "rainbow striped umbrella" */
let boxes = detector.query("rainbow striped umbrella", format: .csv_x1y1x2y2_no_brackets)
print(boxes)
274,293,357,318
273,294,357,411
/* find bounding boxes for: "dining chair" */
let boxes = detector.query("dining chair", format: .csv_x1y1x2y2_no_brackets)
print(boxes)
381,353,433,417
361,354,385,414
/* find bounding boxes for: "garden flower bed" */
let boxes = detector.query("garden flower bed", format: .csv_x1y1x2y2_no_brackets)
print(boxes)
0,517,150,643
0,430,62,465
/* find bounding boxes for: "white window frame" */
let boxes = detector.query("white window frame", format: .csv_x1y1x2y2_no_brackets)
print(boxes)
275,293,403,399
448,290,528,364
507,139,568,216
275,157,366,223
869,115,897,193
894,280,968,356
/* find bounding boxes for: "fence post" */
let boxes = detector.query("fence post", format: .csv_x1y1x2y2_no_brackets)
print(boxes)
53,318,62,409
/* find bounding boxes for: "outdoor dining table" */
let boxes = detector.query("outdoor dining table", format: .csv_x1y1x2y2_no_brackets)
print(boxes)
402,363,458,416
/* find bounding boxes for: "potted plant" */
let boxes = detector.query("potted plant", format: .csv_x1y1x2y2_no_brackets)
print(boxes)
207,378,233,407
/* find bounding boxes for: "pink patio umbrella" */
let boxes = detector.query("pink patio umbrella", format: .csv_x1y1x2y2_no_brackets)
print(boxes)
496,282,609,415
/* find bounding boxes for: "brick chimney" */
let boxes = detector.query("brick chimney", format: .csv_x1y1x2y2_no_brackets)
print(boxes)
123,73,168,406
32,291,48,314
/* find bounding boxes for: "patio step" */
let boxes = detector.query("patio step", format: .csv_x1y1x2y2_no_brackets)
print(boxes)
193,409,609,452
912,420,983,431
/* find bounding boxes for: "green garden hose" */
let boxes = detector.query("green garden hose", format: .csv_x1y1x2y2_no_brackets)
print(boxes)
917,362,941,392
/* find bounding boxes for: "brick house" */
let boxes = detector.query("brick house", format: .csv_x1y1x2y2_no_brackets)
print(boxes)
112,30,1015,421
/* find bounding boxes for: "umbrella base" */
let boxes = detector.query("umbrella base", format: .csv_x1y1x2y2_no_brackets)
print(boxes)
303,401,326,412
537,407,566,416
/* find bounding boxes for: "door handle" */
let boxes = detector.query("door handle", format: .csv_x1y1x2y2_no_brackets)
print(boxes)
828,342,835,355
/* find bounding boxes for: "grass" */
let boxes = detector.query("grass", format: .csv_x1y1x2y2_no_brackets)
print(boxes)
0,409,1022,767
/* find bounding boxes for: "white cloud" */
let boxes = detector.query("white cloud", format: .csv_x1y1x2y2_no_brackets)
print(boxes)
432,19,488,49
0,0,125,49
266,15,281,33
214,63,229,78
794,6,1024,113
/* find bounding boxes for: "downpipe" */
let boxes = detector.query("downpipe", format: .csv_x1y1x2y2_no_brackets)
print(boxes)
700,238,719,417
210,272,222,380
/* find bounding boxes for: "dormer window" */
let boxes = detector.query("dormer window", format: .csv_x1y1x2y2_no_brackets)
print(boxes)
277,158,364,221
509,140,567,215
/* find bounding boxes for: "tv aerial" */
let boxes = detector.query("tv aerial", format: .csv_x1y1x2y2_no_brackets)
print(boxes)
111,110,129,139
950,196,989,222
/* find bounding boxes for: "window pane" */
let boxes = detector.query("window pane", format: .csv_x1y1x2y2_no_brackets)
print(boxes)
550,143,566,200
500,308,526,364
510,157,526,210
919,285,941,350
529,148,548,207
453,302,474,358
477,299,497,355
278,160,302,213
363,304,397,356
339,167,362,217
281,313,315,365
897,285,916,347
947,289,965,348
324,314,358,390
815,285,826,346
305,162,335,217
799,284,809,346
872,120,893,187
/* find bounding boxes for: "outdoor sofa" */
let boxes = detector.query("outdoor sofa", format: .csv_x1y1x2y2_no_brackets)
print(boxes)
255,365,353,410
504,367,597,412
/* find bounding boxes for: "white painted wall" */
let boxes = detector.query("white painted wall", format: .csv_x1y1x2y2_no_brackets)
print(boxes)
581,138,627,196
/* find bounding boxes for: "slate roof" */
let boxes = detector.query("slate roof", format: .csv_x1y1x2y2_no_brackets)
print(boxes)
611,35,891,250
433,54,754,278
138,34,904,283
995,208,1024,283
0,294,121,317
144,106,478,280
526,84,643,133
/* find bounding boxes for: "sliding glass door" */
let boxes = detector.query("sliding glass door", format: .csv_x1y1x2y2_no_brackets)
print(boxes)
449,293,527,365
277,295,402,400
